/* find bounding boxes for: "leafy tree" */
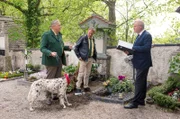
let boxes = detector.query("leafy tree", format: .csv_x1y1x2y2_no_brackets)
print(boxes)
1,0,116,46
39,0,108,43
152,0,180,44
0,0,53,48
116,0,161,43
1,0,180,48
153,18,180,44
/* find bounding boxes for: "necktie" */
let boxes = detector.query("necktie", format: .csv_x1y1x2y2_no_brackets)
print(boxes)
88,39,92,57
137,34,140,39
134,34,140,44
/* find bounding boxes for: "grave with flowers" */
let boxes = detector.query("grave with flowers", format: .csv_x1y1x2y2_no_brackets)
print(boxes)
0,64,41,82
91,75,134,103
0,71,24,81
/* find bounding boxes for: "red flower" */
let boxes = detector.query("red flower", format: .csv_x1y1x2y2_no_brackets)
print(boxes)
168,92,173,96
118,75,125,81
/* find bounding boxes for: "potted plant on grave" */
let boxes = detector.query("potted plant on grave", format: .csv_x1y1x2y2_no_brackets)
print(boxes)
102,75,134,98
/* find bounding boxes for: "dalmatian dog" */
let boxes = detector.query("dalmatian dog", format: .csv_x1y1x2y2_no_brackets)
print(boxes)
27,74,72,111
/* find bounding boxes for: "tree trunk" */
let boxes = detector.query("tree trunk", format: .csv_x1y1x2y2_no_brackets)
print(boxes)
26,0,40,48
103,0,116,46
104,0,116,24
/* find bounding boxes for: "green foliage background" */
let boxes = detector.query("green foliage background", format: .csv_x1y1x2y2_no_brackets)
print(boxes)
0,0,180,48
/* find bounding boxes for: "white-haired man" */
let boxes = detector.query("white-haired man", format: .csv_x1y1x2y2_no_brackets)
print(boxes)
40,19,72,104
124,19,152,109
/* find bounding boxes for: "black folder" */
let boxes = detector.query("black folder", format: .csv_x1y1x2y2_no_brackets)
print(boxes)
117,40,134,55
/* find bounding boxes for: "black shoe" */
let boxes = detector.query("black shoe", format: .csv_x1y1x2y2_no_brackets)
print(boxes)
138,102,145,106
136,101,145,106
52,96,59,100
52,94,59,100
124,103,138,109
84,87,91,92
74,89,82,96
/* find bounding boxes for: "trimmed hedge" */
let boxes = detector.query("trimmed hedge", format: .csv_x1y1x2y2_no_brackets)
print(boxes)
148,75,180,110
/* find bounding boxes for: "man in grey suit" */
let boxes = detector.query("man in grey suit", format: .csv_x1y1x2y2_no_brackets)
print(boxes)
124,19,152,109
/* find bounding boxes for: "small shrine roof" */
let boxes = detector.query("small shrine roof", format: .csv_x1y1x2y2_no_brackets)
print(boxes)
79,14,116,29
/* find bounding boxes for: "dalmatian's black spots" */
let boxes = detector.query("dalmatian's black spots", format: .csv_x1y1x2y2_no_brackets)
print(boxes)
36,90,39,92
36,83,40,86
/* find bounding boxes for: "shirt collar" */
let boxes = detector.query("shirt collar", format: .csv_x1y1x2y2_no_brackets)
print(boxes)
52,29,57,35
139,30,145,36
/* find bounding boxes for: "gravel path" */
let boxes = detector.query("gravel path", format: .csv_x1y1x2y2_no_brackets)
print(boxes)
0,79,179,119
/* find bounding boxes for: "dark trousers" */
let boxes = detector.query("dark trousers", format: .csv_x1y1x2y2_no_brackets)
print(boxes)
45,59,62,99
132,67,149,105
46,65,62,79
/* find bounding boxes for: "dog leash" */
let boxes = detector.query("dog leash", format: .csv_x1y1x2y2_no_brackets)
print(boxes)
55,54,70,85
55,54,60,64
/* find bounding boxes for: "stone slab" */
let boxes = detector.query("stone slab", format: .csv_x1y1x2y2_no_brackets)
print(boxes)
91,89,134,104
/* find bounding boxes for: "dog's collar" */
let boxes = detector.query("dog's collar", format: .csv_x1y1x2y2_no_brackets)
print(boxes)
64,74,70,85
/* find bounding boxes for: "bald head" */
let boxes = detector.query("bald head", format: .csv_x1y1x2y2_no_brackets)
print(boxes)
133,19,144,34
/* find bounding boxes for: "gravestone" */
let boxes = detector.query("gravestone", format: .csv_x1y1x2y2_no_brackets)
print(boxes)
79,14,116,78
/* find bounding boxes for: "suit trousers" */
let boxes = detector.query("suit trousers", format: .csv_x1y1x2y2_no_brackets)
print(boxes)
46,65,62,79
132,67,149,105
45,58,62,98
76,58,93,89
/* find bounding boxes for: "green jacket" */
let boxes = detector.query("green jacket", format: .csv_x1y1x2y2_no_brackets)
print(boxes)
40,30,70,66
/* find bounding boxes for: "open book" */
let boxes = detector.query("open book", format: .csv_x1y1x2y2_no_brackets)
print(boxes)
117,40,134,54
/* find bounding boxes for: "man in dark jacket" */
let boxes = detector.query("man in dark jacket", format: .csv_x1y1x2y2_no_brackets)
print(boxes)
124,19,152,109
40,19,72,104
74,28,97,95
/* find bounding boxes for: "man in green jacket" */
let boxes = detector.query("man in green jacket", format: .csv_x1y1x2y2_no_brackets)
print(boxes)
40,19,72,104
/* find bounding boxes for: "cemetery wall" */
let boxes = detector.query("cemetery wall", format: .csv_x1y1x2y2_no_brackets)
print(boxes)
1,45,179,84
